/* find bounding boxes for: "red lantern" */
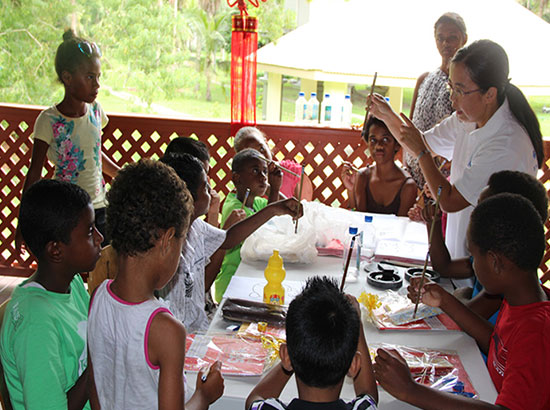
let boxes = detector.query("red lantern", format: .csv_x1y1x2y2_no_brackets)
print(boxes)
227,0,266,136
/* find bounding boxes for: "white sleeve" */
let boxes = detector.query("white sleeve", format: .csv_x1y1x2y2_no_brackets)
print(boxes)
423,113,472,161
199,219,227,260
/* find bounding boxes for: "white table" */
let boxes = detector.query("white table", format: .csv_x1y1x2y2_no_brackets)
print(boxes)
190,256,497,409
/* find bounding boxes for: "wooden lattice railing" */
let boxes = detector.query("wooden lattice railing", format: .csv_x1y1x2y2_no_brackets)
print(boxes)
1,103,371,276
2,102,550,280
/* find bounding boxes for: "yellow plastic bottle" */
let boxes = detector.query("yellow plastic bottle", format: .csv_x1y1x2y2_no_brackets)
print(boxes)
263,250,286,305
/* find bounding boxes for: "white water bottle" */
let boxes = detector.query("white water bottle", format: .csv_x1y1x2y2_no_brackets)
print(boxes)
320,93,332,126
306,92,319,124
295,92,307,123
341,94,353,128
361,215,377,270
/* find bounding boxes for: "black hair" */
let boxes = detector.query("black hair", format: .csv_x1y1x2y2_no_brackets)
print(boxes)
486,170,548,222
106,159,193,256
231,148,263,173
164,137,210,163
19,179,91,259
285,276,360,388
160,153,205,200
434,12,467,37
469,193,545,271
363,116,398,147
234,126,266,152
452,40,544,168
55,29,101,83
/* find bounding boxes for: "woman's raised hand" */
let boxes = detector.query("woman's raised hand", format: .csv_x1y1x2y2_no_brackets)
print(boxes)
340,161,358,192
367,93,395,121
398,114,428,157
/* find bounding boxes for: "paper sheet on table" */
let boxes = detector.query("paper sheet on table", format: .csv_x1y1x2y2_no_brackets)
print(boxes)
224,276,305,305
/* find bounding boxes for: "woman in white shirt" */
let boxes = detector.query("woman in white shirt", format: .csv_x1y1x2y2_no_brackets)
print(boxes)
369,39,543,267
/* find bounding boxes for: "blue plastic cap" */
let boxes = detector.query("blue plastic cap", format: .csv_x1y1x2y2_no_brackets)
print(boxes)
345,94,351,99
364,215,373,223
349,226,358,235
311,92,317,97
299,92,305,96
325,93,330,98
384,97,390,102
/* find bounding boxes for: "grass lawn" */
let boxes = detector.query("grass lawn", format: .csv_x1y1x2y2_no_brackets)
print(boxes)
98,74,550,137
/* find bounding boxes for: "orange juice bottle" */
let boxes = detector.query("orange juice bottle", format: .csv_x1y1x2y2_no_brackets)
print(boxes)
263,250,285,305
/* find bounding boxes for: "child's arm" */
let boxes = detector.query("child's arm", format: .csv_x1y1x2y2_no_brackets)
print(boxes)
341,162,358,209
408,278,493,353
373,348,503,410
14,139,49,253
466,289,503,320
148,311,223,410
220,198,303,249
87,352,101,410
245,362,293,409
267,163,283,204
66,367,89,410
346,295,378,403
353,168,369,212
422,203,474,279
101,151,120,178
206,187,221,227
397,179,418,217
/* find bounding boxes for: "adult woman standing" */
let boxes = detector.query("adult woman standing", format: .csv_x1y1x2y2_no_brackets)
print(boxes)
407,12,468,190
369,40,543,264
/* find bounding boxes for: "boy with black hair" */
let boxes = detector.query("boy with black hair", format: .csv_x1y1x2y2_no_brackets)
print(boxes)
215,148,291,302
246,276,378,409
375,193,550,409
87,159,224,408
164,136,223,227
424,170,549,326
160,152,303,332
1,179,103,410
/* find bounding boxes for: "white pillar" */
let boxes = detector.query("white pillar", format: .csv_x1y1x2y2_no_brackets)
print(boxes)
265,72,282,122
387,87,403,113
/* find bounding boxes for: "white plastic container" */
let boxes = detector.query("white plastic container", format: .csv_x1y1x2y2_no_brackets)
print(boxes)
361,215,377,270
294,92,307,123
306,92,319,124
341,94,353,128
320,93,333,126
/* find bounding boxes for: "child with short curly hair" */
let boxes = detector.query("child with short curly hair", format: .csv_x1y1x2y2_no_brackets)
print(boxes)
87,159,224,409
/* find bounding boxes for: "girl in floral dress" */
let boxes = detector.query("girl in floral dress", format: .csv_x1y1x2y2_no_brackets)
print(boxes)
15,29,119,252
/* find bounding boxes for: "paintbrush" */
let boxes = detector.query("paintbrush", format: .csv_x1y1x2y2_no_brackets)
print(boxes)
413,185,442,319
294,165,305,234
361,72,378,139
340,234,358,292
241,188,251,210
256,154,301,178
415,159,448,202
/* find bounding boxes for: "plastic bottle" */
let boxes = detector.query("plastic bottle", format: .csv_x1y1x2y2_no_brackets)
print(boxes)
295,92,307,123
341,94,353,128
361,216,377,270
263,250,286,305
343,226,359,277
306,92,319,124
320,93,332,126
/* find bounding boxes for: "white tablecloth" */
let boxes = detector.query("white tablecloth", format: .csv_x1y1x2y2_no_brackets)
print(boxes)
190,256,497,409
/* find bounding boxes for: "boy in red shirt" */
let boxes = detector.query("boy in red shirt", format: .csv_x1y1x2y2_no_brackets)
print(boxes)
374,193,550,410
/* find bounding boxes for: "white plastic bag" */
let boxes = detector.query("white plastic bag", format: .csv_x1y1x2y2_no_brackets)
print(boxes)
240,211,317,264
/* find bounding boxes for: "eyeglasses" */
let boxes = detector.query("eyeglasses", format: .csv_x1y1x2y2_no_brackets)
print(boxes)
78,41,102,58
446,82,482,98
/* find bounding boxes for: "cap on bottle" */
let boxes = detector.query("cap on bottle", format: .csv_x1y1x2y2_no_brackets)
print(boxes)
311,92,317,97
345,94,351,99
299,92,305,97
349,226,358,235
364,215,373,223
324,93,330,98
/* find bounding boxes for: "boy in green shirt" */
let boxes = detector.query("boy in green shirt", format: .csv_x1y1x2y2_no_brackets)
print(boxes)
215,148,292,302
1,180,103,410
